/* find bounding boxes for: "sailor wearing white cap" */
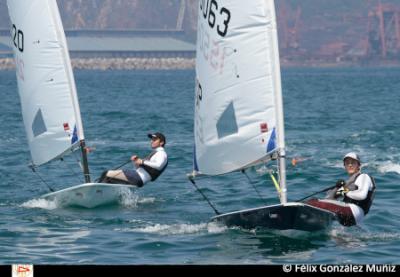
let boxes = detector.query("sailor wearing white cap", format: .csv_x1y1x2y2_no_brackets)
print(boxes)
307,152,376,226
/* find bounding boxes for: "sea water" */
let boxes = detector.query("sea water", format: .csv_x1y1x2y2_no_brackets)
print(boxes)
0,67,399,264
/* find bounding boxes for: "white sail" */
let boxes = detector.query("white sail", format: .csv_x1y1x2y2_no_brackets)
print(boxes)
194,0,285,176
7,0,85,166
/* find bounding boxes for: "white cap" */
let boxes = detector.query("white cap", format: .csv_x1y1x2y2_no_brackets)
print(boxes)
343,152,361,164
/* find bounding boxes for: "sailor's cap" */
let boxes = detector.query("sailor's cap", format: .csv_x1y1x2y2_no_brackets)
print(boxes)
147,132,166,144
343,152,361,164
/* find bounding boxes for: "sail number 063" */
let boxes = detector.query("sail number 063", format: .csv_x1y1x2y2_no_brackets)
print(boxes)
200,0,231,37
12,24,24,52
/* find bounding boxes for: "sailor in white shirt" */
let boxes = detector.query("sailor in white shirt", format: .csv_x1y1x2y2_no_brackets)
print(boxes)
307,152,376,226
100,132,168,187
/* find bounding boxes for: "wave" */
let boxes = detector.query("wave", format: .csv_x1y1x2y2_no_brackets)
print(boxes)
377,161,400,174
330,226,400,248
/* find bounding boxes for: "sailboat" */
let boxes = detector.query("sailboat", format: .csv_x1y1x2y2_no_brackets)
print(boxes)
7,0,132,208
189,0,336,231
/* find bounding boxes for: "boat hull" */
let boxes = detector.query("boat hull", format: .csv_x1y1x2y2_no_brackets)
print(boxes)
40,183,135,208
211,202,336,232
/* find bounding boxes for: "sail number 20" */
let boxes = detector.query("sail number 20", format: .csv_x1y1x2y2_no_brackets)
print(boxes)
12,24,24,52
200,0,231,37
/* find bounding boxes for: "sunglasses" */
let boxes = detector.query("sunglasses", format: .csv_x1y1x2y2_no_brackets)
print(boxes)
344,160,359,166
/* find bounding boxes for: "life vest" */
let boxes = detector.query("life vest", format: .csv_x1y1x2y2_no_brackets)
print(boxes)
343,173,376,215
140,150,168,181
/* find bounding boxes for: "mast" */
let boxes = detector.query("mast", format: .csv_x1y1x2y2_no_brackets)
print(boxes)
269,0,287,203
80,140,91,183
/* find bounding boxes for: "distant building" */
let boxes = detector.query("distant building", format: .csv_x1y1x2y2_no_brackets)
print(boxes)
0,29,195,58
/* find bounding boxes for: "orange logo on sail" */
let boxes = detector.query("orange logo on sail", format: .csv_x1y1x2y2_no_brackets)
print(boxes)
12,264,33,277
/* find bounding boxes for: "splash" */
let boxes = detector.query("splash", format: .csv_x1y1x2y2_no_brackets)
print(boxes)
138,197,156,204
118,189,156,208
377,161,400,174
118,189,139,207
20,198,58,210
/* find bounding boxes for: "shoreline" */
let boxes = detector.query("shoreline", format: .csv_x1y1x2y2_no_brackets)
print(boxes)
1,57,400,70
0,57,196,71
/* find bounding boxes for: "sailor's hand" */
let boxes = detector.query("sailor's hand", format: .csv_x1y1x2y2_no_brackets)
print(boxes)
131,155,138,161
85,146,95,154
335,179,346,188
336,188,349,197
134,158,143,166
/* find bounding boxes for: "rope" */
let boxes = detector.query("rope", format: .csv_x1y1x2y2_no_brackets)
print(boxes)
72,150,84,170
188,176,220,215
241,169,268,205
269,170,282,201
60,157,84,183
95,159,131,182
30,166,55,192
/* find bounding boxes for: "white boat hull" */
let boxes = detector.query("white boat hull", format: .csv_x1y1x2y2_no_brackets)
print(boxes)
211,202,336,232
40,183,135,208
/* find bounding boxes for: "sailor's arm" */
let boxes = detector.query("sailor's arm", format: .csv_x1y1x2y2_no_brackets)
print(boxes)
346,174,372,200
142,151,167,170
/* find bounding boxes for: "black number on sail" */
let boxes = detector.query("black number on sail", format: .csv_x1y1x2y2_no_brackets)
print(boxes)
208,0,217,28
200,0,209,19
196,80,203,107
217,8,231,37
12,24,24,52
200,0,231,38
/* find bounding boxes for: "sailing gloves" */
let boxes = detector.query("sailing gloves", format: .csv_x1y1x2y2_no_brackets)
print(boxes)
335,179,346,188
336,188,349,197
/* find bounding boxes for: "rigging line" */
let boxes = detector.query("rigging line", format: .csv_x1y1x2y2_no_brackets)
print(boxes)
72,150,84,170
29,166,55,192
188,176,221,215
295,184,336,202
241,169,268,205
72,150,92,182
60,157,84,183
95,159,131,182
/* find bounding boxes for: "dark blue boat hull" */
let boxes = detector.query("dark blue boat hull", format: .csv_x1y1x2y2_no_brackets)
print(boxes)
211,203,336,232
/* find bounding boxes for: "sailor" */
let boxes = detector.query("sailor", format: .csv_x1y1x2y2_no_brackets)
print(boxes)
99,132,168,187
306,152,376,226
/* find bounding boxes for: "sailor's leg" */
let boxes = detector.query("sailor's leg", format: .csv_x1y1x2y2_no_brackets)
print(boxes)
122,169,144,187
98,170,109,183
100,169,143,187
106,170,129,182
306,198,356,226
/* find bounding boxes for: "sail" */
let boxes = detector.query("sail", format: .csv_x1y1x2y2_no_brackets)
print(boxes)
7,0,85,166
194,0,285,176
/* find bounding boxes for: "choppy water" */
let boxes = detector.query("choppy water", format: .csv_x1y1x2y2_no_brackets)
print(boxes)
0,67,399,264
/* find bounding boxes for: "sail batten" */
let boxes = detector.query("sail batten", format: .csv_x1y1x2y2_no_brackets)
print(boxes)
194,0,283,176
7,0,85,167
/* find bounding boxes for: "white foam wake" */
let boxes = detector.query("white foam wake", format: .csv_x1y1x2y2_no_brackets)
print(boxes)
377,161,400,174
20,198,58,210
129,222,226,235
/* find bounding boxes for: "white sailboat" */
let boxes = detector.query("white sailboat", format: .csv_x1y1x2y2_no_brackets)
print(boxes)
190,0,336,231
7,0,131,208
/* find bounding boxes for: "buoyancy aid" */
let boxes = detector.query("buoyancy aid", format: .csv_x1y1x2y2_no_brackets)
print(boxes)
343,173,376,215
140,150,168,181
